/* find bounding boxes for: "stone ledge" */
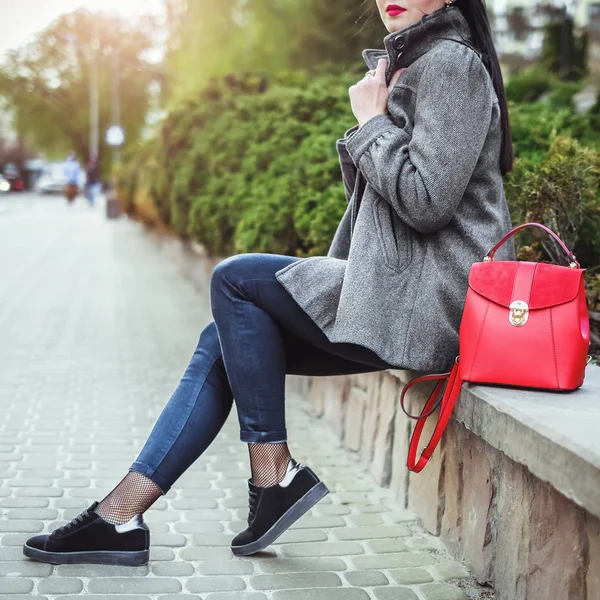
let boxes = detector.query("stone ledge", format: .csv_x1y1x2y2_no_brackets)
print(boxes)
390,365,600,520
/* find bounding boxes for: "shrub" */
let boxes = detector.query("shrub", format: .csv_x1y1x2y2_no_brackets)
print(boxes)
504,134,600,265
117,68,600,274
505,66,555,104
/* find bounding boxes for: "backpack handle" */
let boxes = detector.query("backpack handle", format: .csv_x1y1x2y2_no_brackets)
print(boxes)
484,222,580,268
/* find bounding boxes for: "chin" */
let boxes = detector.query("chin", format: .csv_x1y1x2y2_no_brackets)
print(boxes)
384,13,416,32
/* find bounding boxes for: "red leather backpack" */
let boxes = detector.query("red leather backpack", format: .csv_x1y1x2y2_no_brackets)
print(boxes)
400,223,591,473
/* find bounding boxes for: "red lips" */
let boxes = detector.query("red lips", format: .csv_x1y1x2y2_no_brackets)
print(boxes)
386,3,407,16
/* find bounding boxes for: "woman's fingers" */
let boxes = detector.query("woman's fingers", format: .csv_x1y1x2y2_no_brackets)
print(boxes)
374,58,387,83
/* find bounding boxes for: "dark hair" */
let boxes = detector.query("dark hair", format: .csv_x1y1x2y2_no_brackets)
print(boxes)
453,0,514,176
360,0,514,176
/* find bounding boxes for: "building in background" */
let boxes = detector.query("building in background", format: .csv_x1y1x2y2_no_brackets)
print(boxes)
487,0,600,74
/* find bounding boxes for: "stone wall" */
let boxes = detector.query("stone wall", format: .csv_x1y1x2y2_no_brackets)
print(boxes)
296,371,600,600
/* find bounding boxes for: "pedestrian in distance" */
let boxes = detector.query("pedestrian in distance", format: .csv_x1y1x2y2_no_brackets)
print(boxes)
63,152,80,204
24,0,516,566
85,155,102,208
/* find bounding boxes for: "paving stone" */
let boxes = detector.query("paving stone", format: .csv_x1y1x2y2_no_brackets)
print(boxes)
418,583,469,600
56,565,150,577
180,489,225,499
352,553,436,570
6,508,58,519
250,572,342,590
57,479,91,488
373,588,418,600
274,529,328,544
222,497,250,509
333,525,410,541
14,488,63,498
0,597,47,600
56,596,149,600
180,547,233,561
206,594,267,600
191,533,234,547
171,498,218,510
405,537,446,552
428,563,470,581
150,547,176,561
152,533,188,547
0,547,28,560
389,568,434,584
158,596,201,600
1,533,31,546
345,570,389,586
0,578,34,593
0,562,53,577
313,505,351,516
227,520,246,534
186,577,246,593
259,558,346,573
272,590,370,600
174,522,224,534
38,578,84,594
0,520,44,533
151,562,196,576
9,478,54,487
193,560,254,580
350,503,389,514
0,498,50,508
367,539,408,553
281,542,364,558
347,514,384,526
144,510,181,523
88,578,182,594
186,509,232,521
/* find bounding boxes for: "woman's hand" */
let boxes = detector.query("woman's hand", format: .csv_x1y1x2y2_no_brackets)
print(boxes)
349,58,406,128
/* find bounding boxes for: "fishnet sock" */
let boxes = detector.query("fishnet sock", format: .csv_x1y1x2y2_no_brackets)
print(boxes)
248,442,292,487
94,471,163,525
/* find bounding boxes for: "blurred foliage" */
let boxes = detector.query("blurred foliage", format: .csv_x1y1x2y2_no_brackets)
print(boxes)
504,135,600,266
162,0,384,103
117,71,356,256
0,9,160,175
116,65,600,268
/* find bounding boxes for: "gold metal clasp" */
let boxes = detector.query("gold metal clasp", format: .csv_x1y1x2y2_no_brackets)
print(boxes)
509,300,529,327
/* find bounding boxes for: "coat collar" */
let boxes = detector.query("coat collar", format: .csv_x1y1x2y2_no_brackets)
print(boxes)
362,5,473,79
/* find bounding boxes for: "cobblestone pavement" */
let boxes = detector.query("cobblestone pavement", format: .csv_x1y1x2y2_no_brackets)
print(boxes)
0,195,476,599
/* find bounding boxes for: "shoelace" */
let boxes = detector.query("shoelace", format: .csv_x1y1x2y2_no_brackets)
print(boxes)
50,510,91,538
248,489,258,524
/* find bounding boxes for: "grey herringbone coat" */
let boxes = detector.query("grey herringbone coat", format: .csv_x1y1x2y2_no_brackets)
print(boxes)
275,5,515,372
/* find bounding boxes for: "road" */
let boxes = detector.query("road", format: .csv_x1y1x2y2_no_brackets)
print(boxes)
0,193,475,599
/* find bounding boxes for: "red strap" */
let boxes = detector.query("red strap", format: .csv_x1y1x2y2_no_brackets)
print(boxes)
485,222,579,267
401,361,463,473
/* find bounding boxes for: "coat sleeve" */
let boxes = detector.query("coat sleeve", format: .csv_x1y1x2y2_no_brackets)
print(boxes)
336,125,360,203
345,46,494,234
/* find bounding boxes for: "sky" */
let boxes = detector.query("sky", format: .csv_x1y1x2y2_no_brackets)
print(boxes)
0,0,164,58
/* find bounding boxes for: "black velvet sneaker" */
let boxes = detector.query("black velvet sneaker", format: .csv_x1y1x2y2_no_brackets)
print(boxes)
23,501,149,566
231,459,329,556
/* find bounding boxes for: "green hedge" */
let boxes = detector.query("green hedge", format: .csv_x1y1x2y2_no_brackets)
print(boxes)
116,67,600,268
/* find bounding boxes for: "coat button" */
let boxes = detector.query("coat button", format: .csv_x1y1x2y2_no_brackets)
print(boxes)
395,37,406,49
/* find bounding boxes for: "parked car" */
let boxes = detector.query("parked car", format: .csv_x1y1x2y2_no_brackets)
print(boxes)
0,175,10,193
35,161,86,194
3,163,25,191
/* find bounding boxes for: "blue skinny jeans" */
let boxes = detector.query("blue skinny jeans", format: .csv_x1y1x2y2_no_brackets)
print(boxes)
130,253,393,493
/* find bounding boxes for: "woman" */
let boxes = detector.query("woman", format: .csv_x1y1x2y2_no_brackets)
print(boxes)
24,0,515,566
